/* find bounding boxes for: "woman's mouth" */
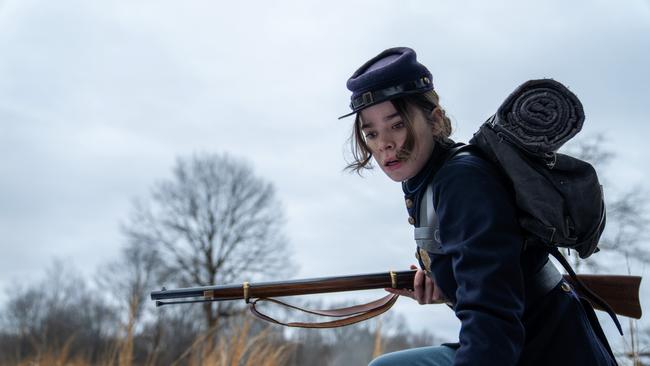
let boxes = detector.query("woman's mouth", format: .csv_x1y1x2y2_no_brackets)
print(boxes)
384,159,402,171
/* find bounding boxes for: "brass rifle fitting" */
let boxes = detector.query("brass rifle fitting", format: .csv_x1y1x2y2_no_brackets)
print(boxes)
389,271,397,289
243,281,250,303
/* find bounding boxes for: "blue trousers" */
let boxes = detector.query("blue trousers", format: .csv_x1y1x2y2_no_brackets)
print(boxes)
368,345,456,366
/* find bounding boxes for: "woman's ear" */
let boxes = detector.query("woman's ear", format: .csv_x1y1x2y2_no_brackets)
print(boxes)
429,107,444,136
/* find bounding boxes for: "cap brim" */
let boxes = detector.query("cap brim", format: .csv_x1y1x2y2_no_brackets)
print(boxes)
338,99,384,119
338,110,357,119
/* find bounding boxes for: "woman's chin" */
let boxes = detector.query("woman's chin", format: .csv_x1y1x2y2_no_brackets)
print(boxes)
382,164,411,182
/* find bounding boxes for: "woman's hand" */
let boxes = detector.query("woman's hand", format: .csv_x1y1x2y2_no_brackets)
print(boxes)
385,265,448,305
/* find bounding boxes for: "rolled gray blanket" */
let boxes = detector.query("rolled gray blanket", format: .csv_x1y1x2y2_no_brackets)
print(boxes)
491,79,584,155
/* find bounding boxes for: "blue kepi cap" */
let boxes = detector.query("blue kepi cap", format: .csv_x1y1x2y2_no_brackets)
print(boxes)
339,47,433,119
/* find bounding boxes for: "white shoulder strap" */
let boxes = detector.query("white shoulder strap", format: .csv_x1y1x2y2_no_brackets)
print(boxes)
413,148,473,255
414,182,444,254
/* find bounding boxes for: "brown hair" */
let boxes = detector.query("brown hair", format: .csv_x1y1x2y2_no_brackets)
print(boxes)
344,90,453,174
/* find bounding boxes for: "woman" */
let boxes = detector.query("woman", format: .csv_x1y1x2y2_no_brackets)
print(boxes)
339,47,617,366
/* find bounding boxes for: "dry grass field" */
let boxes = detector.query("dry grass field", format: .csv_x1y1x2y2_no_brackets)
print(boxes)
11,318,297,366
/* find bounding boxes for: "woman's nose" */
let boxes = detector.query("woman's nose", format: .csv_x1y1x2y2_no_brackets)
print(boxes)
379,138,394,151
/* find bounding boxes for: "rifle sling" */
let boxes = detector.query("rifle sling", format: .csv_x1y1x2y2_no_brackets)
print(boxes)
248,294,399,328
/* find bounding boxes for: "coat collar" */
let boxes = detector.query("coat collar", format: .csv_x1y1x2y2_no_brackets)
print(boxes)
402,141,461,196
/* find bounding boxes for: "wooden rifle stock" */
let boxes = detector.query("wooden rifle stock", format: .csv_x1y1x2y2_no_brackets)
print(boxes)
152,270,642,320
572,274,642,319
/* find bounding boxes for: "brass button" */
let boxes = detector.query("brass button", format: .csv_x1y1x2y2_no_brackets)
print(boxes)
408,216,416,225
560,282,572,292
405,198,414,208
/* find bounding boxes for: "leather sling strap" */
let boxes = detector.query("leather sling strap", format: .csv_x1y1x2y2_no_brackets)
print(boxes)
549,247,623,335
248,293,399,328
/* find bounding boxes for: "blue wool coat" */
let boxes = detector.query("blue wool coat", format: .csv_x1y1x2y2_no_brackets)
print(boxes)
402,144,617,366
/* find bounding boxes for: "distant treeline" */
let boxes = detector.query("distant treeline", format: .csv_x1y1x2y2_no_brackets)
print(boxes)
0,260,440,365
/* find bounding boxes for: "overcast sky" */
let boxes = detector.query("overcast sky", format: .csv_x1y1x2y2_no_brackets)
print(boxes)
1,0,649,343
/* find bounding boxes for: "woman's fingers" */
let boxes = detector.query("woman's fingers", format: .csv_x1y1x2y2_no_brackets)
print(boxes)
432,284,448,303
413,268,425,304
424,275,434,304
411,265,448,304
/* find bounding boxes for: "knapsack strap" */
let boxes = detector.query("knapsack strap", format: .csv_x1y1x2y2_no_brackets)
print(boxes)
415,181,444,255
247,294,399,328
414,145,474,255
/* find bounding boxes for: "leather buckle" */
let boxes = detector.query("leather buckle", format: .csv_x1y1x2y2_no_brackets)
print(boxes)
361,91,374,105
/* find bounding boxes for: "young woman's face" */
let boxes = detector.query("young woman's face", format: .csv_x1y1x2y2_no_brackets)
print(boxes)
359,100,436,182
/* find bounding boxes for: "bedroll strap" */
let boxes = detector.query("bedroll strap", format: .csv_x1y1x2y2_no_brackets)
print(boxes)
248,294,399,328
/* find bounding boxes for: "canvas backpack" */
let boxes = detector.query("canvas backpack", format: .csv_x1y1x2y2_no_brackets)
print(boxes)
468,79,605,259
465,79,620,332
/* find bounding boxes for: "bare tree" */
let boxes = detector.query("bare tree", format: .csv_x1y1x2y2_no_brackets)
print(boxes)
123,153,294,330
560,134,650,273
0,260,118,364
600,188,650,267
96,240,163,366
563,133,615,169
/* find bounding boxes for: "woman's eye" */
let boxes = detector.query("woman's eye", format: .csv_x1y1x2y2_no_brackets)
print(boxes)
365,131,377,139
392,121,405,129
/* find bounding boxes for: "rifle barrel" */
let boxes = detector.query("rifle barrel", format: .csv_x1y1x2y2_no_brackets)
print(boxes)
151,270,415,304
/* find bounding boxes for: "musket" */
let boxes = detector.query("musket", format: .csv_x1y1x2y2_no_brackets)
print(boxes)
151,270,642,328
